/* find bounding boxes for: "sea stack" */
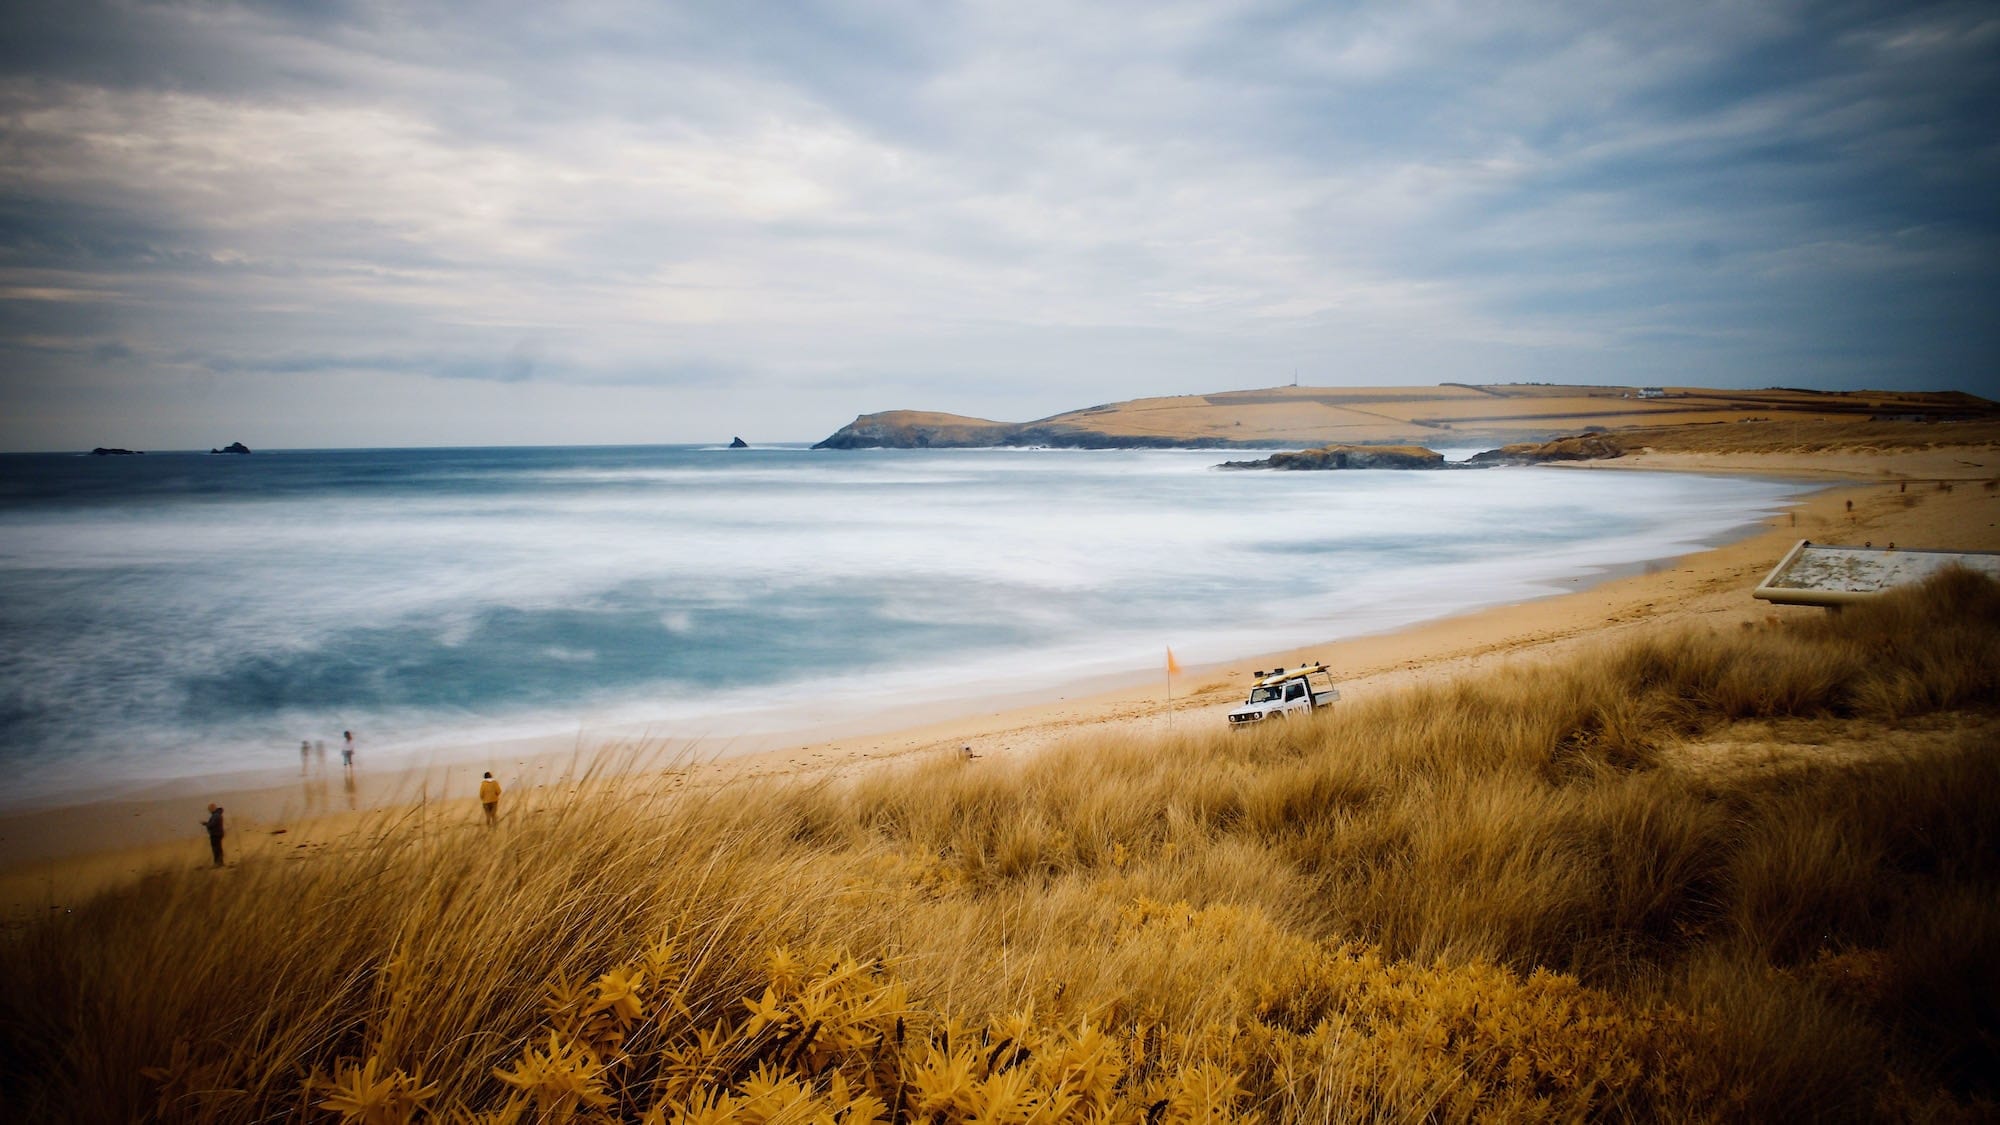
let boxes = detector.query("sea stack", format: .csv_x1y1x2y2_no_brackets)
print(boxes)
209,441,252,455
728,436,749,448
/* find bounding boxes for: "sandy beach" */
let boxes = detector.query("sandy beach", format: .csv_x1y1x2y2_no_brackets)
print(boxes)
5,444,1995,919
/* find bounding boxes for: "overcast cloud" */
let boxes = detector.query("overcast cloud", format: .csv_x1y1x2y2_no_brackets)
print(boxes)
1,0,1994,449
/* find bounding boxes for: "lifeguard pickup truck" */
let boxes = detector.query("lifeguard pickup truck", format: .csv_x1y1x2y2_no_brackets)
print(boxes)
1227,663,1341,727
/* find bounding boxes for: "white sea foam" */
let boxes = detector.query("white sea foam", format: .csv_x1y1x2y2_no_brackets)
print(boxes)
0,447,1809,806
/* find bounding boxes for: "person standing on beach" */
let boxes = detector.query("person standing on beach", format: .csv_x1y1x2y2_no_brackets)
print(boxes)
300,740,311,775
202,803,225,867
479,772,501,827
341,730,355,771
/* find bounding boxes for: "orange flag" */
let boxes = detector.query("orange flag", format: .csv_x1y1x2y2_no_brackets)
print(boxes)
1166,646,1181,676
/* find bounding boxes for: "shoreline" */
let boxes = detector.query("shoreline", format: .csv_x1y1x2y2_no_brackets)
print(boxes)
5,446,1995,918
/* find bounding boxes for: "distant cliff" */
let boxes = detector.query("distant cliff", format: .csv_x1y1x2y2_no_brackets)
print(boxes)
811,411,1015,449
812,385,2000,451
812,409,1265,449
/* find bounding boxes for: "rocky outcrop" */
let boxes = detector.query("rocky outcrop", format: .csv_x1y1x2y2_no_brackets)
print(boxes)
812,411,1017,449
1218,444,1451,470
728,436,749,448
209,442,251,455
1465,432,1625,466
89,447,143,456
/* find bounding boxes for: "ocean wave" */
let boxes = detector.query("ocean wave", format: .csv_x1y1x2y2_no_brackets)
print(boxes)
0,446,1803,806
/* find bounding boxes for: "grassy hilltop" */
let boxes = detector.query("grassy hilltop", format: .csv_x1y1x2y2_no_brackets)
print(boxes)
3,574,1998,1123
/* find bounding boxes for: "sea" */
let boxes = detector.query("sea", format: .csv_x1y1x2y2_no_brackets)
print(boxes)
0,445,1811,807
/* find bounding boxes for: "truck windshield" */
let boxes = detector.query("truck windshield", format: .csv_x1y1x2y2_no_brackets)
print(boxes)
1248,685,1285,703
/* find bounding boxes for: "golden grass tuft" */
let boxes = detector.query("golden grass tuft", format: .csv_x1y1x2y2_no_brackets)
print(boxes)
2,571,1997,1122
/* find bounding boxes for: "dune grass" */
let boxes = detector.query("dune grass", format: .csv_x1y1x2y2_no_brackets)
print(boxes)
2,571,1997,1123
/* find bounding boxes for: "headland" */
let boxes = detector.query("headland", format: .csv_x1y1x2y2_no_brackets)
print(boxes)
812,382,1996,449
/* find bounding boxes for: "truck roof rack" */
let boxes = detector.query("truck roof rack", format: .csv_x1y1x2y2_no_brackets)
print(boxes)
1254,663,1332,687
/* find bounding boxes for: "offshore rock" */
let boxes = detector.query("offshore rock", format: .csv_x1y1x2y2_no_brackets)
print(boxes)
209,441,252,455
89,447,143,456
1218,444,1451,470
728,436,749,448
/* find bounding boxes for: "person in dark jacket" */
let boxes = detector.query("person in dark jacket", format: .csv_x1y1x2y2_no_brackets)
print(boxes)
202,803,225,866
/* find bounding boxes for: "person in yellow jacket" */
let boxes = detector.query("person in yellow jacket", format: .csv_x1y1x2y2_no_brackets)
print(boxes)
478,772,501,827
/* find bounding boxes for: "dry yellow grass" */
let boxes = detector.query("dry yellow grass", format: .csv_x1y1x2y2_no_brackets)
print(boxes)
1495,417,2000,461
2,573,1997,1123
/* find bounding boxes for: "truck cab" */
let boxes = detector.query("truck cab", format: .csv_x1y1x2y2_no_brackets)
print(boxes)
1227,663,1340,727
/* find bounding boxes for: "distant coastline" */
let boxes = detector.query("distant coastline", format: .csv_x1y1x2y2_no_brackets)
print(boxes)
812,382,1997,450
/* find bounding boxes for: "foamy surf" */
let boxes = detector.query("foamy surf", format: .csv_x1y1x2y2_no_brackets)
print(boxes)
0,445,1808,805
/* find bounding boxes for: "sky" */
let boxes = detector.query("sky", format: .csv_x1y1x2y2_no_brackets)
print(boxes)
1,0,1995,450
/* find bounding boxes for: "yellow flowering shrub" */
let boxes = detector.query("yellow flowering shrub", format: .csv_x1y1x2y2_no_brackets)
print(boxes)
301,903,1731,1124
309,939,1165,1123
1107,899,1722,1122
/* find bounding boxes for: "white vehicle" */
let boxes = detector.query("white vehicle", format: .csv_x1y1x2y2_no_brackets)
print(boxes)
1227,663,1341,727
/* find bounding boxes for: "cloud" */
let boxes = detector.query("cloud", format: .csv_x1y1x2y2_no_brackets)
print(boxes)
0,0,1994,449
